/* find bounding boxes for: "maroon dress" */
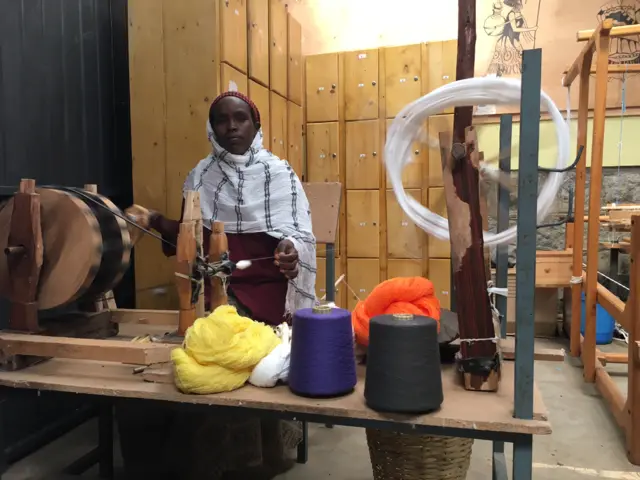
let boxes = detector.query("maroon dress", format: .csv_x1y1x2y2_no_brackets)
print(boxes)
149,213,289,325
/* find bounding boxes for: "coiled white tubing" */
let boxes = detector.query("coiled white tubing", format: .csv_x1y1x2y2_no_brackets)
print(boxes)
384,76,571,247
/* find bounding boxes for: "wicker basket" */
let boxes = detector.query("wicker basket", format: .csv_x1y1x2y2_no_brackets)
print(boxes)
366,428,473,480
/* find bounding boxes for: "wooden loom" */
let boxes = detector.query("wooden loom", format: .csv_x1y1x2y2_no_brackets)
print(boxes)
564,19,640,465
0,179,227,371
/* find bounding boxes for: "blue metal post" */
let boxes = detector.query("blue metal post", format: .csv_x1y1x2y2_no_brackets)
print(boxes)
512,48,542,480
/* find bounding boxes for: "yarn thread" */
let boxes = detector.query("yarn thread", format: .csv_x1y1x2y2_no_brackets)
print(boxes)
365,313,443,414
289,305,357,398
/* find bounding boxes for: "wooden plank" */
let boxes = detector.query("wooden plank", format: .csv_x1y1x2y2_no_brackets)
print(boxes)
596,282,627,329
0,360,551,436
0,334,174,365
338,53,348,309
563,19,612,88
378,51,388,283
577,23,640,42
627,217,640,463
110,309,179,326
500,337,565,362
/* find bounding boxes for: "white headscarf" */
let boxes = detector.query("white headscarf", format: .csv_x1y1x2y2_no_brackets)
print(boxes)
183,121,317,314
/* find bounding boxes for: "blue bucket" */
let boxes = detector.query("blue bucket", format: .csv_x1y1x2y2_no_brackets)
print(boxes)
580,293,615,345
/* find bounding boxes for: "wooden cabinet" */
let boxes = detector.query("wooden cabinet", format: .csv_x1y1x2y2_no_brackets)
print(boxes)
249,80,270,149
347,259,380,311
425,41,457,113
388,259,423,279
428,187,450,258
306,54,339,122
287,14,303,105
429,258,451,309
287,101,303,177
384,44,422,118
427,114,453,187
346,120,379,189
316,257,343,302
220,0,247,73
346,190,379,258
344,49,379,121
221,63,248,94
270,91,287,158
385,119,425,188
269,0,288,96
387,189,423,259
248,0,269,86
306,122,340,183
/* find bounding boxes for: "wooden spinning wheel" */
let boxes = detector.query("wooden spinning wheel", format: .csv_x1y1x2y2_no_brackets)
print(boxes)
0,186,131,311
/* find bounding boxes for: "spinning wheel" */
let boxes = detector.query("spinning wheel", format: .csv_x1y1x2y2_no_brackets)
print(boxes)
0,187,131,311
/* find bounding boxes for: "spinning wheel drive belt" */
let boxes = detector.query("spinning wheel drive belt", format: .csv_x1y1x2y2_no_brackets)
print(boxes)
0,187,132,310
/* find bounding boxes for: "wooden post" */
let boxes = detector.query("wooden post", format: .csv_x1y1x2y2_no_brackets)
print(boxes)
569,47,593,358
440,0,499,391
209,221,229,311
628,216,640,463
5,179,43,332
176,222,197,336
183,191,205,318
583,28,611,383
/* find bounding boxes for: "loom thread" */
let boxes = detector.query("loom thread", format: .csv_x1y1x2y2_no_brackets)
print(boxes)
289,305,357,398
365,314,443,413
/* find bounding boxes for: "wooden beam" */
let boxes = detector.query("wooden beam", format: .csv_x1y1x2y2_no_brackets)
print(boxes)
563,64,640,75
583,29,612,382
563,19,613,87
597,351,628,366
0,334,174,365
500,337,565,362
595,361,628,429
596,282,627,329
627,216,640,464
578,23,640,42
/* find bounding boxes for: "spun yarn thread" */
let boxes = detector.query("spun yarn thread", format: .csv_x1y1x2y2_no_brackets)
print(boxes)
365,314,443,414
289,305,357,398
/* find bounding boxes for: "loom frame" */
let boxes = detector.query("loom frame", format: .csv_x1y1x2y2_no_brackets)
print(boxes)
564,19,640,465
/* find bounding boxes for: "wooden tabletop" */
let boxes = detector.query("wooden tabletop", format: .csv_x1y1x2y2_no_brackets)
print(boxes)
0,359,551,436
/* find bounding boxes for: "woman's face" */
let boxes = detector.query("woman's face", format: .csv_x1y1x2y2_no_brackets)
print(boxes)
210,97,258,154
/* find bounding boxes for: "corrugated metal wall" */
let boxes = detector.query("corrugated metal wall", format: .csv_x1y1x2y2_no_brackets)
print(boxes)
0,0,132,463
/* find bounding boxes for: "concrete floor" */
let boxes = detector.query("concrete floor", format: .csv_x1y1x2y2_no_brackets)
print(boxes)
4,338,640,479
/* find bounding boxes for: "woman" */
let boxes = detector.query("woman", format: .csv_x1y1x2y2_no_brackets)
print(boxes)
118,91,316,480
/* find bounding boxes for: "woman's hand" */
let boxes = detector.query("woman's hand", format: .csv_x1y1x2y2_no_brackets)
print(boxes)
274,240,299,279
125,204,155,229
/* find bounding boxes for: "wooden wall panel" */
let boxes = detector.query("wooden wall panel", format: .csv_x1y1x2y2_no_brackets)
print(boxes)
384,44,422,118
344,49,379,121
427,114,454,187
219,0,247,73
387,189,423,259
346,190,379,258
347,259,380,311
305,54,339,122
249,80,270,149
424,40,457,113
287,14,303,105
388,259,422,279
385,119,425,188
428,187,450,258
248,0,269,86
221,63,248,93
287,101,303,176
269,0,288,96
306,122,340,182
270,91,288,159
429,258,451,309
345,120,379,189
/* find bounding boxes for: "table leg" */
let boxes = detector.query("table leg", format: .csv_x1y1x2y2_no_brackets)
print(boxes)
492,440,507,480
512,435,533,480
98,399,114,479
610,248,619,297
296,421,308,464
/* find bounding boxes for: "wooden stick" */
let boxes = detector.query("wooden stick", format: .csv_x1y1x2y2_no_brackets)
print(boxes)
583,29,612,382
577,23,640,42
176,222,197,336
183,191,205,318
627,215,640,463
444,0,498,392
563,19,612,87
6,179,43,332
563,64,640,75
570,45,593,358
209,221,229,311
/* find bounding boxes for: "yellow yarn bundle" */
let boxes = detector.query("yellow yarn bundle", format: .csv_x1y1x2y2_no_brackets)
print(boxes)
172,305,281,394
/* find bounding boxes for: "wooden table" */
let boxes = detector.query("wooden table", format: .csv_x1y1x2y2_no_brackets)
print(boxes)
0,358,550,479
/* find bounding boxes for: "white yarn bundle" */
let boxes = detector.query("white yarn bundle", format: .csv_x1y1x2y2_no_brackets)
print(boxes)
384,77,571,247
249,323,292,388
